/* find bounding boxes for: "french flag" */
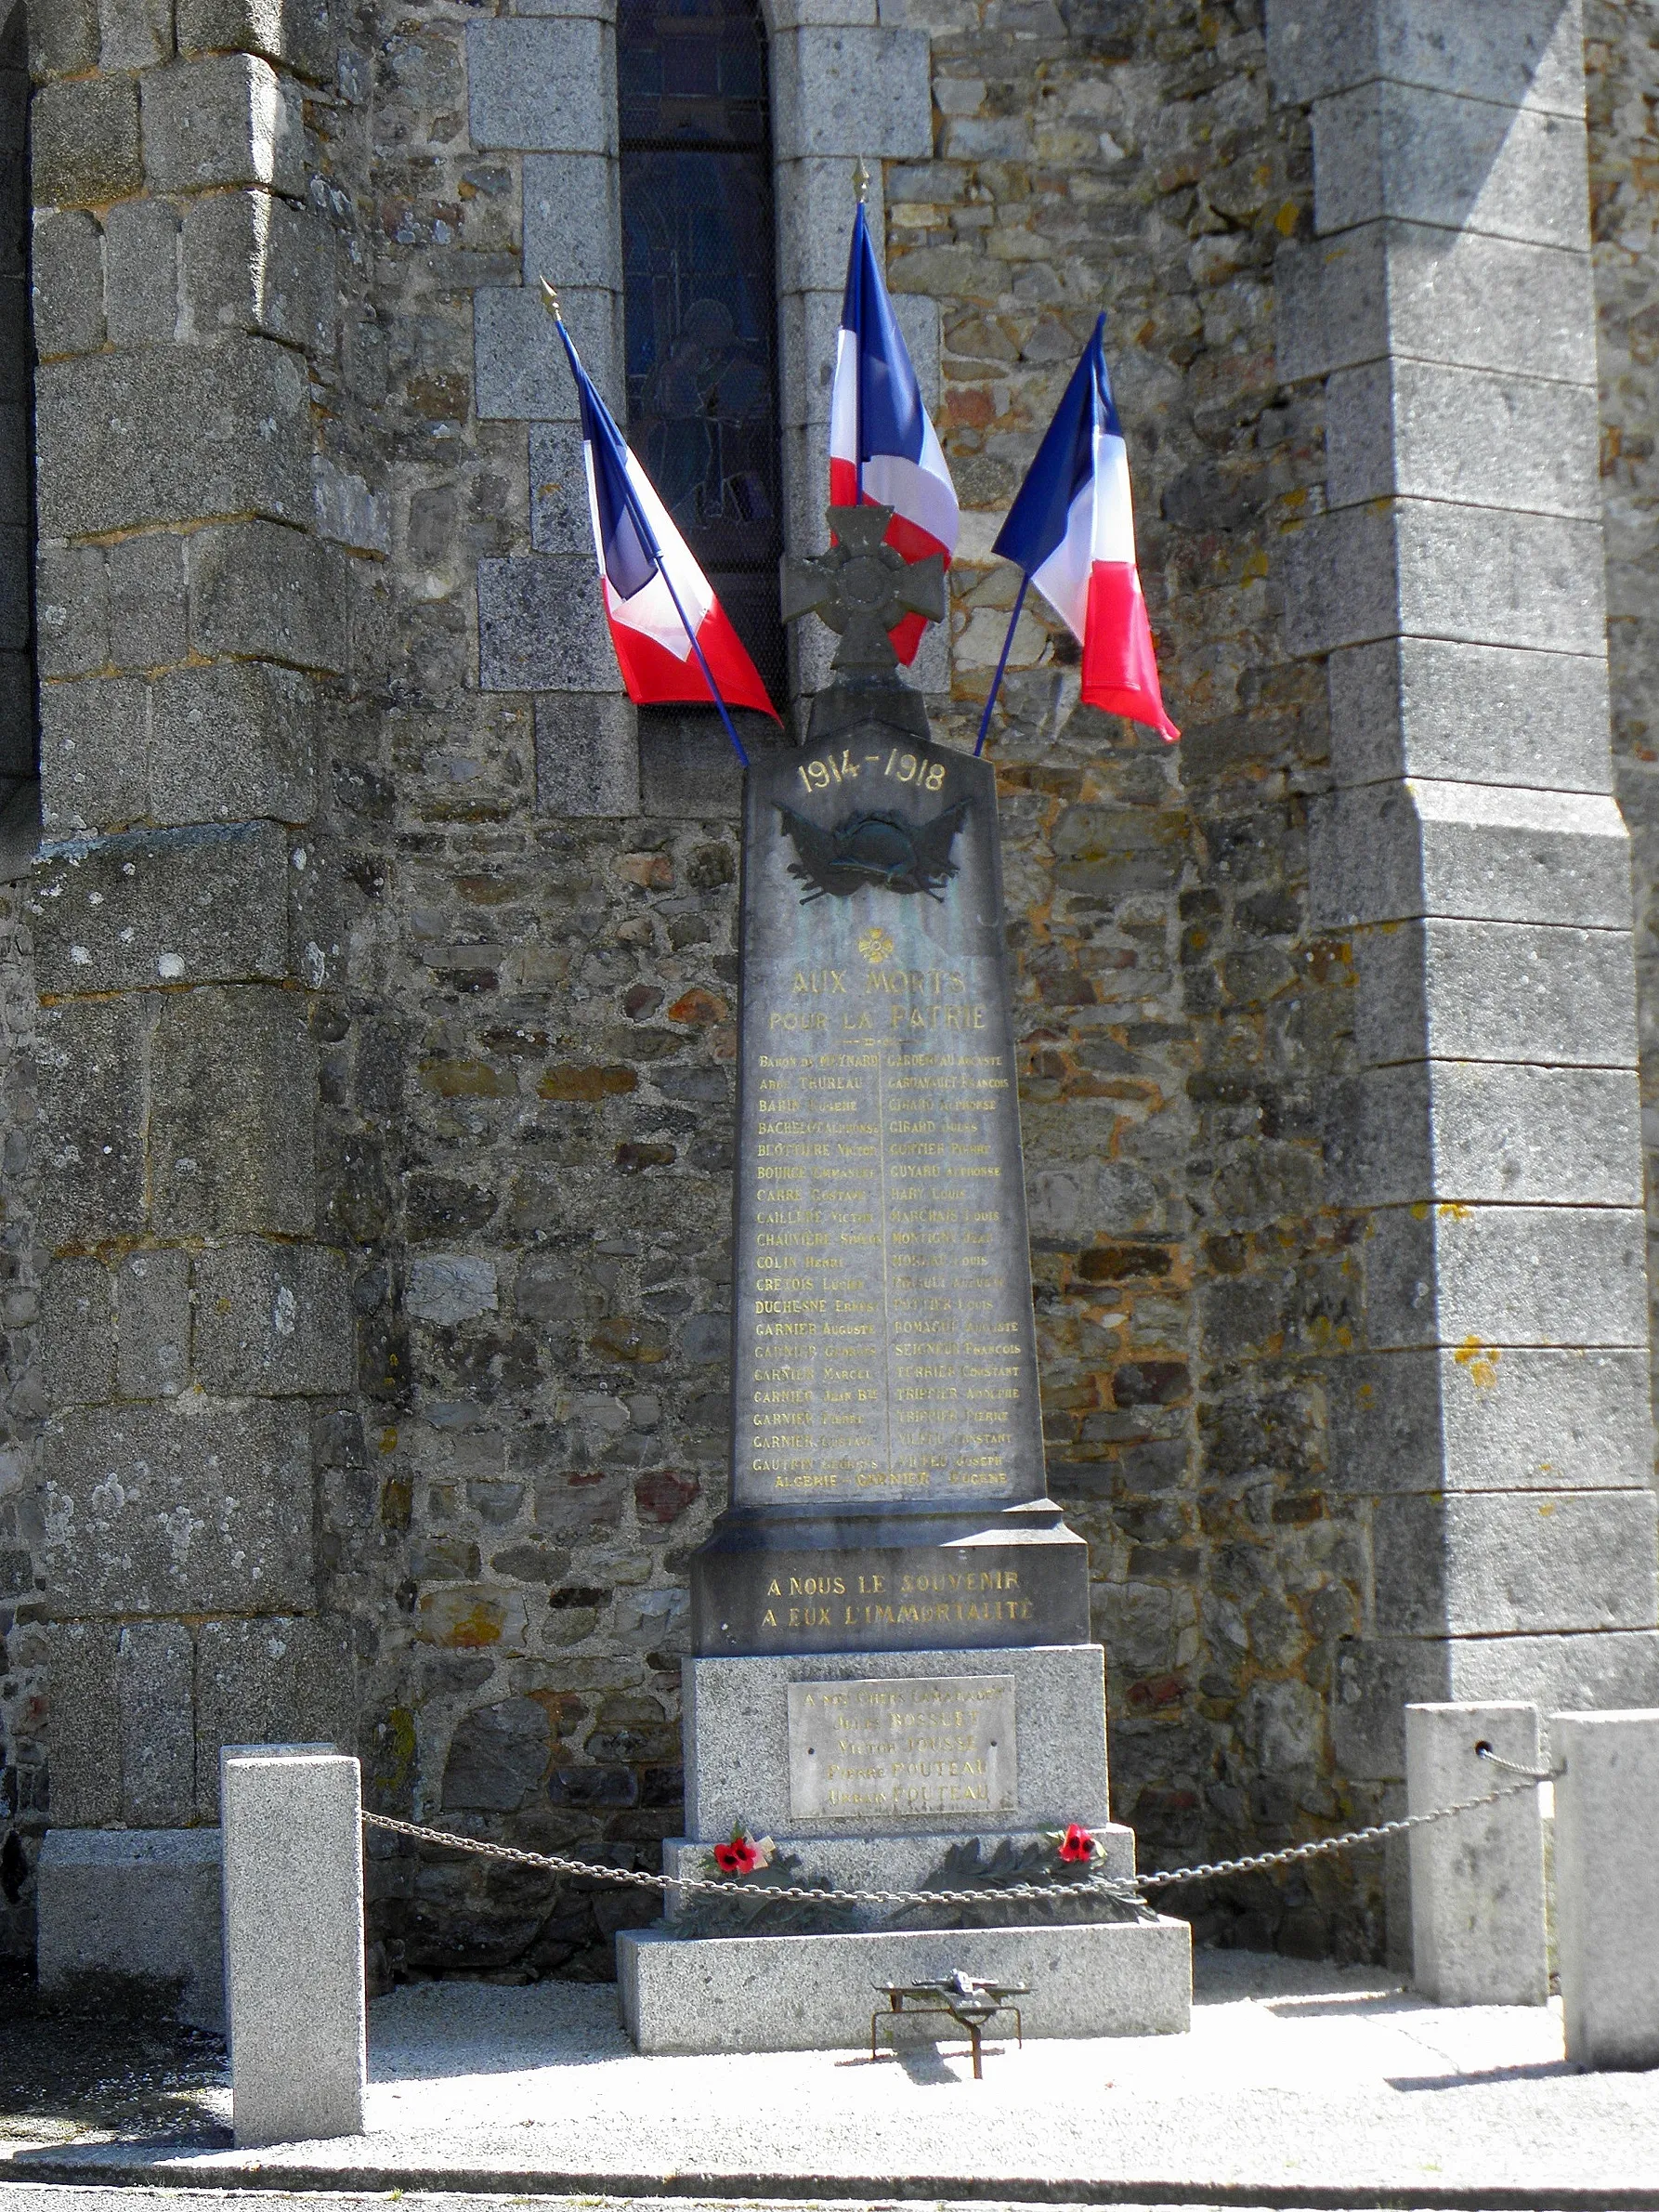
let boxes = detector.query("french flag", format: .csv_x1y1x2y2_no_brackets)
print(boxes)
829,203,959,664
992,316,1178,741
555,314,777,725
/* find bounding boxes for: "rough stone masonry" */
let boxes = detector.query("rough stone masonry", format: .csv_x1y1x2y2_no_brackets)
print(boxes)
1,0,1656,1988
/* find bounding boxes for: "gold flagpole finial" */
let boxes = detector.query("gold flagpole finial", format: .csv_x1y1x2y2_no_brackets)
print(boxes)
539,274,562,320
854,155,869,204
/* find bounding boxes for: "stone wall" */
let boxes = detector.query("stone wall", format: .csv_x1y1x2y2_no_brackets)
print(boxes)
6,0,1658,1982
1587,0,1659,1407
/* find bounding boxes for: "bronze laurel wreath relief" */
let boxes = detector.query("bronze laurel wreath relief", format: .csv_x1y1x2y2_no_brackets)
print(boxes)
777,801,970,903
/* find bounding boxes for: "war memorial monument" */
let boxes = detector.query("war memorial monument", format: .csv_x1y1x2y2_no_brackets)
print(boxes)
616,515,1190,2050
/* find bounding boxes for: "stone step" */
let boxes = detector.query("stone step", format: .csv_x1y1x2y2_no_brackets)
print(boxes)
618,1917,1192,2054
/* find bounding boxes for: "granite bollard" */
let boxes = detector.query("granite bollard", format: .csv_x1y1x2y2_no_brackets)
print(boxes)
221,1747,366,2145
1404,1701,1548,2008
1552,1709,1659,2070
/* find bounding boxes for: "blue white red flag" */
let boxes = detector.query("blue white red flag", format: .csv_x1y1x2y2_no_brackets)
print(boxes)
829,203,959,664
992,316,1178,741
555,316,777,722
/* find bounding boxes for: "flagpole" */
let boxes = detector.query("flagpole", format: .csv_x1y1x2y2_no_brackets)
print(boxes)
973,572,1029,757
542,278,750,769
852,161,869,507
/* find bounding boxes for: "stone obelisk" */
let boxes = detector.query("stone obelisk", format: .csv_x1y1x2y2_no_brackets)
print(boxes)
616,509,1191,2053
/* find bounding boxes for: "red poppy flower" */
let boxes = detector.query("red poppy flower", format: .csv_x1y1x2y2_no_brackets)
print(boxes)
1058,1823,1095,1864
713,1833,759,1875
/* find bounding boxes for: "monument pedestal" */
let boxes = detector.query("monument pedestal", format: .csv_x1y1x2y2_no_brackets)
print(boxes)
621,535,1191,2054
616,1645,1192,2054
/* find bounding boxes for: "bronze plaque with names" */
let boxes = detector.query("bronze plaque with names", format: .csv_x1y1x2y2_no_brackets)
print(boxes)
787,1672,1018,1821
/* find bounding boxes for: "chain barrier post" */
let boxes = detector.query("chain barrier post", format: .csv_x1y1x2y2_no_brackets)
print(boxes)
1552,1708,1659,2069
223,1747,367,2147
1405,1703,1548,2008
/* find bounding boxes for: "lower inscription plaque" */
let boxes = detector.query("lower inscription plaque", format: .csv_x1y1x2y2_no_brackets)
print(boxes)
788,1673,1018,1821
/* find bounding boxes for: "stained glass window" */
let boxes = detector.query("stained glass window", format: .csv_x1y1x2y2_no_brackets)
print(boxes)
618,0,785,708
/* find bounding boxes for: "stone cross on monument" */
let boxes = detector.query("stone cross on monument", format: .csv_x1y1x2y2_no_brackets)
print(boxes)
615,507,1191,2055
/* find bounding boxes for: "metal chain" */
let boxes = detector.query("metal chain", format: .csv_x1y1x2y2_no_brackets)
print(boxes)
363,1761,1549,1908
361,1812,1143,1909
1135,1769,1546,1890
1475,1744,1559,1784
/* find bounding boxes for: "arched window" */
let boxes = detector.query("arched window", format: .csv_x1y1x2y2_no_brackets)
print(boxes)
617,0,785,712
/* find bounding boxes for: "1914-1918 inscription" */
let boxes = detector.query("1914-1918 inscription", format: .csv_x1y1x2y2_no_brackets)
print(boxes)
788,1674,1017,1820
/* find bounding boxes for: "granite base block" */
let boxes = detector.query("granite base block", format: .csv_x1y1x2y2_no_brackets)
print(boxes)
683,1643,1110,1840
617,1916,1192,2054
661,1823,1138,1929
35,1827,223,2029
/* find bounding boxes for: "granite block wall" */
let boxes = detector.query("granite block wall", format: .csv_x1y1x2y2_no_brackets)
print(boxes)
2,0,1656,1982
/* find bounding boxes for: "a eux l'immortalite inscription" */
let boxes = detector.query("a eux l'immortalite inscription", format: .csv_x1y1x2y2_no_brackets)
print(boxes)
732,727,1047,1518
787,1674,1018,1820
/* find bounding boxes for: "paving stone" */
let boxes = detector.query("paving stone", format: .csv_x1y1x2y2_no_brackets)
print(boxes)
32,820,292,997
151,661,317,825
149,985,317,1236
37,1397,314,1615
142,53,306,195
115,1245,192,1399
194,1237,355,1394
36,337,311,538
